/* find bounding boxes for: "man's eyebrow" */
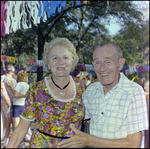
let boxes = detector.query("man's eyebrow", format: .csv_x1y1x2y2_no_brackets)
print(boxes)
93,57,112,61
105,57,112,60
93,58,99,61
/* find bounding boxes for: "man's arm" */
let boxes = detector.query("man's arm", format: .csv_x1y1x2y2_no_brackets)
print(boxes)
13,90,26,98
58,125,142,148
87,130,142,148
6,82,26,98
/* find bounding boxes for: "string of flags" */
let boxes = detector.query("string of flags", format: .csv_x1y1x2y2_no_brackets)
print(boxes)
1,55,149,77
1,55,48,73
1,1,87,36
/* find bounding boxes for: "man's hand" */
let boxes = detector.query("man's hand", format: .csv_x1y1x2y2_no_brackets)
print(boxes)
6,82,13,89
58,124,89,148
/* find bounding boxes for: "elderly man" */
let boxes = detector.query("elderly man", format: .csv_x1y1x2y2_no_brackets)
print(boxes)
1,63,17,147
58,42,148,148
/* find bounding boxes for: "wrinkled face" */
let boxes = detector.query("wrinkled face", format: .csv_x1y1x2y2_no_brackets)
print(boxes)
92,44,125,89
48,46,73,77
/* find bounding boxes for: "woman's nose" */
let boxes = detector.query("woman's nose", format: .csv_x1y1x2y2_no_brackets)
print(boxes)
58,58,64,64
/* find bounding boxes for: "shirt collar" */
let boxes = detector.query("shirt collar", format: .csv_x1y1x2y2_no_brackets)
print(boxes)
115,72,133,94
96,72,130,92
117,72,128,87
6,73,13,78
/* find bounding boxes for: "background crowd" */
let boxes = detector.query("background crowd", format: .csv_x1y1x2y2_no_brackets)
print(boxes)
1,64,32,148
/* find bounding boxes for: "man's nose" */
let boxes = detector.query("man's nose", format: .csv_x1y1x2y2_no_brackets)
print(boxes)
99,62,107,71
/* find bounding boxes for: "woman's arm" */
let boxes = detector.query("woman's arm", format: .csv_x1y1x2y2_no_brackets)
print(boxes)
7,118,32,148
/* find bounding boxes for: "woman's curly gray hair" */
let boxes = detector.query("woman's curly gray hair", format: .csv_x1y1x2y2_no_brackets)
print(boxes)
42,37,79,71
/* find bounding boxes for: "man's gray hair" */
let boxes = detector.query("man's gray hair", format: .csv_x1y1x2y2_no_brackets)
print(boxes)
93,42,123,59
6,64,15,72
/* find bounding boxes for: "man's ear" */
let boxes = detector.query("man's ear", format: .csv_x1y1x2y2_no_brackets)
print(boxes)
119,58,125,71
92,61,94,66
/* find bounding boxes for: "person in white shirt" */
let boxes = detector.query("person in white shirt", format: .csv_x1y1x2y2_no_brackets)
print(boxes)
7,70,32,144
58,42,148,148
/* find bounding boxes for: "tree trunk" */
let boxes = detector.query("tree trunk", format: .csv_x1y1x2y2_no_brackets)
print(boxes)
37,24,45,82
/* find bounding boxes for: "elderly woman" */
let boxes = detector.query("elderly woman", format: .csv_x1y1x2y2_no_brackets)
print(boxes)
7,37,85,148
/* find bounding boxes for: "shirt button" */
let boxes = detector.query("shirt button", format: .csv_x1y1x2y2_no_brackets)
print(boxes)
101,112,104,115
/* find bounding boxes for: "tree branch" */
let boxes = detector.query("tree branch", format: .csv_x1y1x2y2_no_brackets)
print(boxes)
76,15,98,50
44,3,89,40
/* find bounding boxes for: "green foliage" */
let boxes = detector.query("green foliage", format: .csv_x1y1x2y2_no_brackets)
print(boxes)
1,1,149,81
113,15,149,66
1,28,37,58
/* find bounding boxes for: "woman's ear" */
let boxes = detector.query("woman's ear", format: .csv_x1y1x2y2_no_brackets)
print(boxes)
119,58,125,71
48,65,50,70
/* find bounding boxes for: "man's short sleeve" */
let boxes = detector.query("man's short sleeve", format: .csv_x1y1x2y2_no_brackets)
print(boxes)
126,86,148,134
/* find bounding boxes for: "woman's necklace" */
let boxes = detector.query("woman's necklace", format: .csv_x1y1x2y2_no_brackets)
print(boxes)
51,76,70,97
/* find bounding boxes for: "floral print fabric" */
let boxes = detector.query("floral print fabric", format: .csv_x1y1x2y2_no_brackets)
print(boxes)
21,76,85,148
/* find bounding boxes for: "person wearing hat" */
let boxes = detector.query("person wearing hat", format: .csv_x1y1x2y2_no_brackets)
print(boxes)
77,73,92,87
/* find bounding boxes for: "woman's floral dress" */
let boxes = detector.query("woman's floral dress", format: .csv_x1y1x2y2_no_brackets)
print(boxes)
21,76,85,148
